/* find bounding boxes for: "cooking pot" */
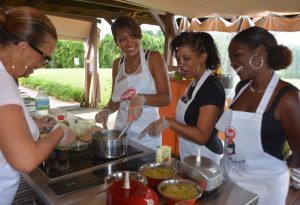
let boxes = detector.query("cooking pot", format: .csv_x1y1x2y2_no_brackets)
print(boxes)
182,155,223,193
106,171,158,205
92,129,127,158
105,171,147,186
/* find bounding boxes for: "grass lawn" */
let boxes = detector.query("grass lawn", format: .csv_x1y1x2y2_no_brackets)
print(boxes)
23,68,300,106
25,68,113,105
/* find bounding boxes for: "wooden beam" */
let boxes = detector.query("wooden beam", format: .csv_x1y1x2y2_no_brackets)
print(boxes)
84,21,97,107
26,0,46,7
71,0,150,12
38,3,158,24
104,17,113,25
150,10,165,33
163,13,176,65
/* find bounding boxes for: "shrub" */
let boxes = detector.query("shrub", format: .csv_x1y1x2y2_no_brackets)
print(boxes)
19,77,84,103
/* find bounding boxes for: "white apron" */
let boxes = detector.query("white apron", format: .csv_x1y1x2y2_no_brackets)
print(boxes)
112,48,160,149
215,74,289,205
176,70,222,164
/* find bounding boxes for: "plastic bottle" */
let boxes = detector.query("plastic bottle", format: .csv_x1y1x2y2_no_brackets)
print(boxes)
57,114,70,127
35,88,50,115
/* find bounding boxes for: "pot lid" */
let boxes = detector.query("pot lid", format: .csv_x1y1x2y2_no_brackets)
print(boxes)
107,179,158,201
183,155,222,179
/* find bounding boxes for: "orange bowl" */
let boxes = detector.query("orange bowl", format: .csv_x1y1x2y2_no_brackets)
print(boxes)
138,162,177,189
157,179,203,205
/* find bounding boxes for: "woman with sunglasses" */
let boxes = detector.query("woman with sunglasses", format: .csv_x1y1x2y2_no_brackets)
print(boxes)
0,6,75,204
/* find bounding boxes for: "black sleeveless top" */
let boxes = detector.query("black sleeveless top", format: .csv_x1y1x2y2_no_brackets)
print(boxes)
183,75,225,154
235,81,299,160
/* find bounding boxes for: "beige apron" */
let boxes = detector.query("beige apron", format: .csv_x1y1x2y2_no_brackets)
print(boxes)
216,74,289,205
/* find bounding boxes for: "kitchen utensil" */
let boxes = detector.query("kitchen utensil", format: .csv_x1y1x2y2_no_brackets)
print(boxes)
116,121,132,139
138,162,177,189
106,171,159,205
181,155,223,194
157,178,203,205
92,129,127,158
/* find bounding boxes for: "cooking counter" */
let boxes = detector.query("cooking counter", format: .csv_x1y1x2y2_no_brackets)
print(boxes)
23,141,258,205
71,180,258,205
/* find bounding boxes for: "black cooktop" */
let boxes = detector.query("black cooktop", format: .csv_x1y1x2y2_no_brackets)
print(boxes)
47,151,156,198
39,143,143,179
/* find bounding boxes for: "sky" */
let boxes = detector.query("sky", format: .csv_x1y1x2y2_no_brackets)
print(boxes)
98,18,161,39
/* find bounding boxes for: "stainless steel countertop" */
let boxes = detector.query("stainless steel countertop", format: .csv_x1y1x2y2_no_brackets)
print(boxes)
23,140,258,205
70,181,258,205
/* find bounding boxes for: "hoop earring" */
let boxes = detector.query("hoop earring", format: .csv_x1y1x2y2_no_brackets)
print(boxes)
25,66,28,71
12,65,15,70
249,54,263,70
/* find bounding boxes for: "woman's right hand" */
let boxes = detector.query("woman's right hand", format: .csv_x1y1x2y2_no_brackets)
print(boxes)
95,108,111,129
52,123,76,148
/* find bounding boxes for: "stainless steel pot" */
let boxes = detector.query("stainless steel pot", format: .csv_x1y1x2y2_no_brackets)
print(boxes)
92,129,127,158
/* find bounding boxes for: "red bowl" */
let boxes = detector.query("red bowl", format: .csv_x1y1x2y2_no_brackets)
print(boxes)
138,162,177,189
157,178,203,205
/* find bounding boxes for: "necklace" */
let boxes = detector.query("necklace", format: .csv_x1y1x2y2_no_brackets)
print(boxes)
125,57,140,72
249,84,266,93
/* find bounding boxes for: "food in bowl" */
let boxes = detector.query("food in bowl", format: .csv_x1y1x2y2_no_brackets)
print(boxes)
139,163,177,188
158,179,203,205
161,181,198,199
142,166,175,179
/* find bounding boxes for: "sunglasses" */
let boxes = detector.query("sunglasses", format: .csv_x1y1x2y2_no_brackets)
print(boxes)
15,41,52,66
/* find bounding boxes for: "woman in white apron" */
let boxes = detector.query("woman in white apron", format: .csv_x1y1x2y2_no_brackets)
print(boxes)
95,16,170,150
141,32,225,164
216,27,300,205
0,7,76,204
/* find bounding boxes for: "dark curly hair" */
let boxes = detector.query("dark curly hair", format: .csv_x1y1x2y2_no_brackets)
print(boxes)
231,26,292,71
170,31,220,71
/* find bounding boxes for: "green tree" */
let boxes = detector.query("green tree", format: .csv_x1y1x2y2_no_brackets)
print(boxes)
50,40,84,68
99,34,121,68
141,31,164,54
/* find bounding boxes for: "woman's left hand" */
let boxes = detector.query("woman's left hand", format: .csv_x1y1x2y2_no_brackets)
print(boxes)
34,116,57,133
140,118,169,136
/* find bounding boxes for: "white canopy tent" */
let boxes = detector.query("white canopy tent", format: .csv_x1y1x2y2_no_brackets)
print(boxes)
122,0,300,18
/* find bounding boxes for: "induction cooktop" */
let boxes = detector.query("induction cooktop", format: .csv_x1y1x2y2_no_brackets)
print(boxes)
39,143,143,179
47,151,156,198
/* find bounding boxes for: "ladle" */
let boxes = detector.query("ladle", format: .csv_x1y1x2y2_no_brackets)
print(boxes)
117,121,132,139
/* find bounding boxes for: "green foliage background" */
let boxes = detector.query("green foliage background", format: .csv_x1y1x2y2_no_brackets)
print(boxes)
47,31,165,69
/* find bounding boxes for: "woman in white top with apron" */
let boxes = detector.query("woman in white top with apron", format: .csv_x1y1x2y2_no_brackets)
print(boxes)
95,16,170,150
216,27,300,205
142,32,225,164
0,7,75,204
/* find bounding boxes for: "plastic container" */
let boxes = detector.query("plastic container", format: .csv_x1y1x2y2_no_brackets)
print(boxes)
35,88,50,115
156,146,172,164
57,114,70,126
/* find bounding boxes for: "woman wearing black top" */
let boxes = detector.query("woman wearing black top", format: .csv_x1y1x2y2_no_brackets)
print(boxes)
142,32,225,164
